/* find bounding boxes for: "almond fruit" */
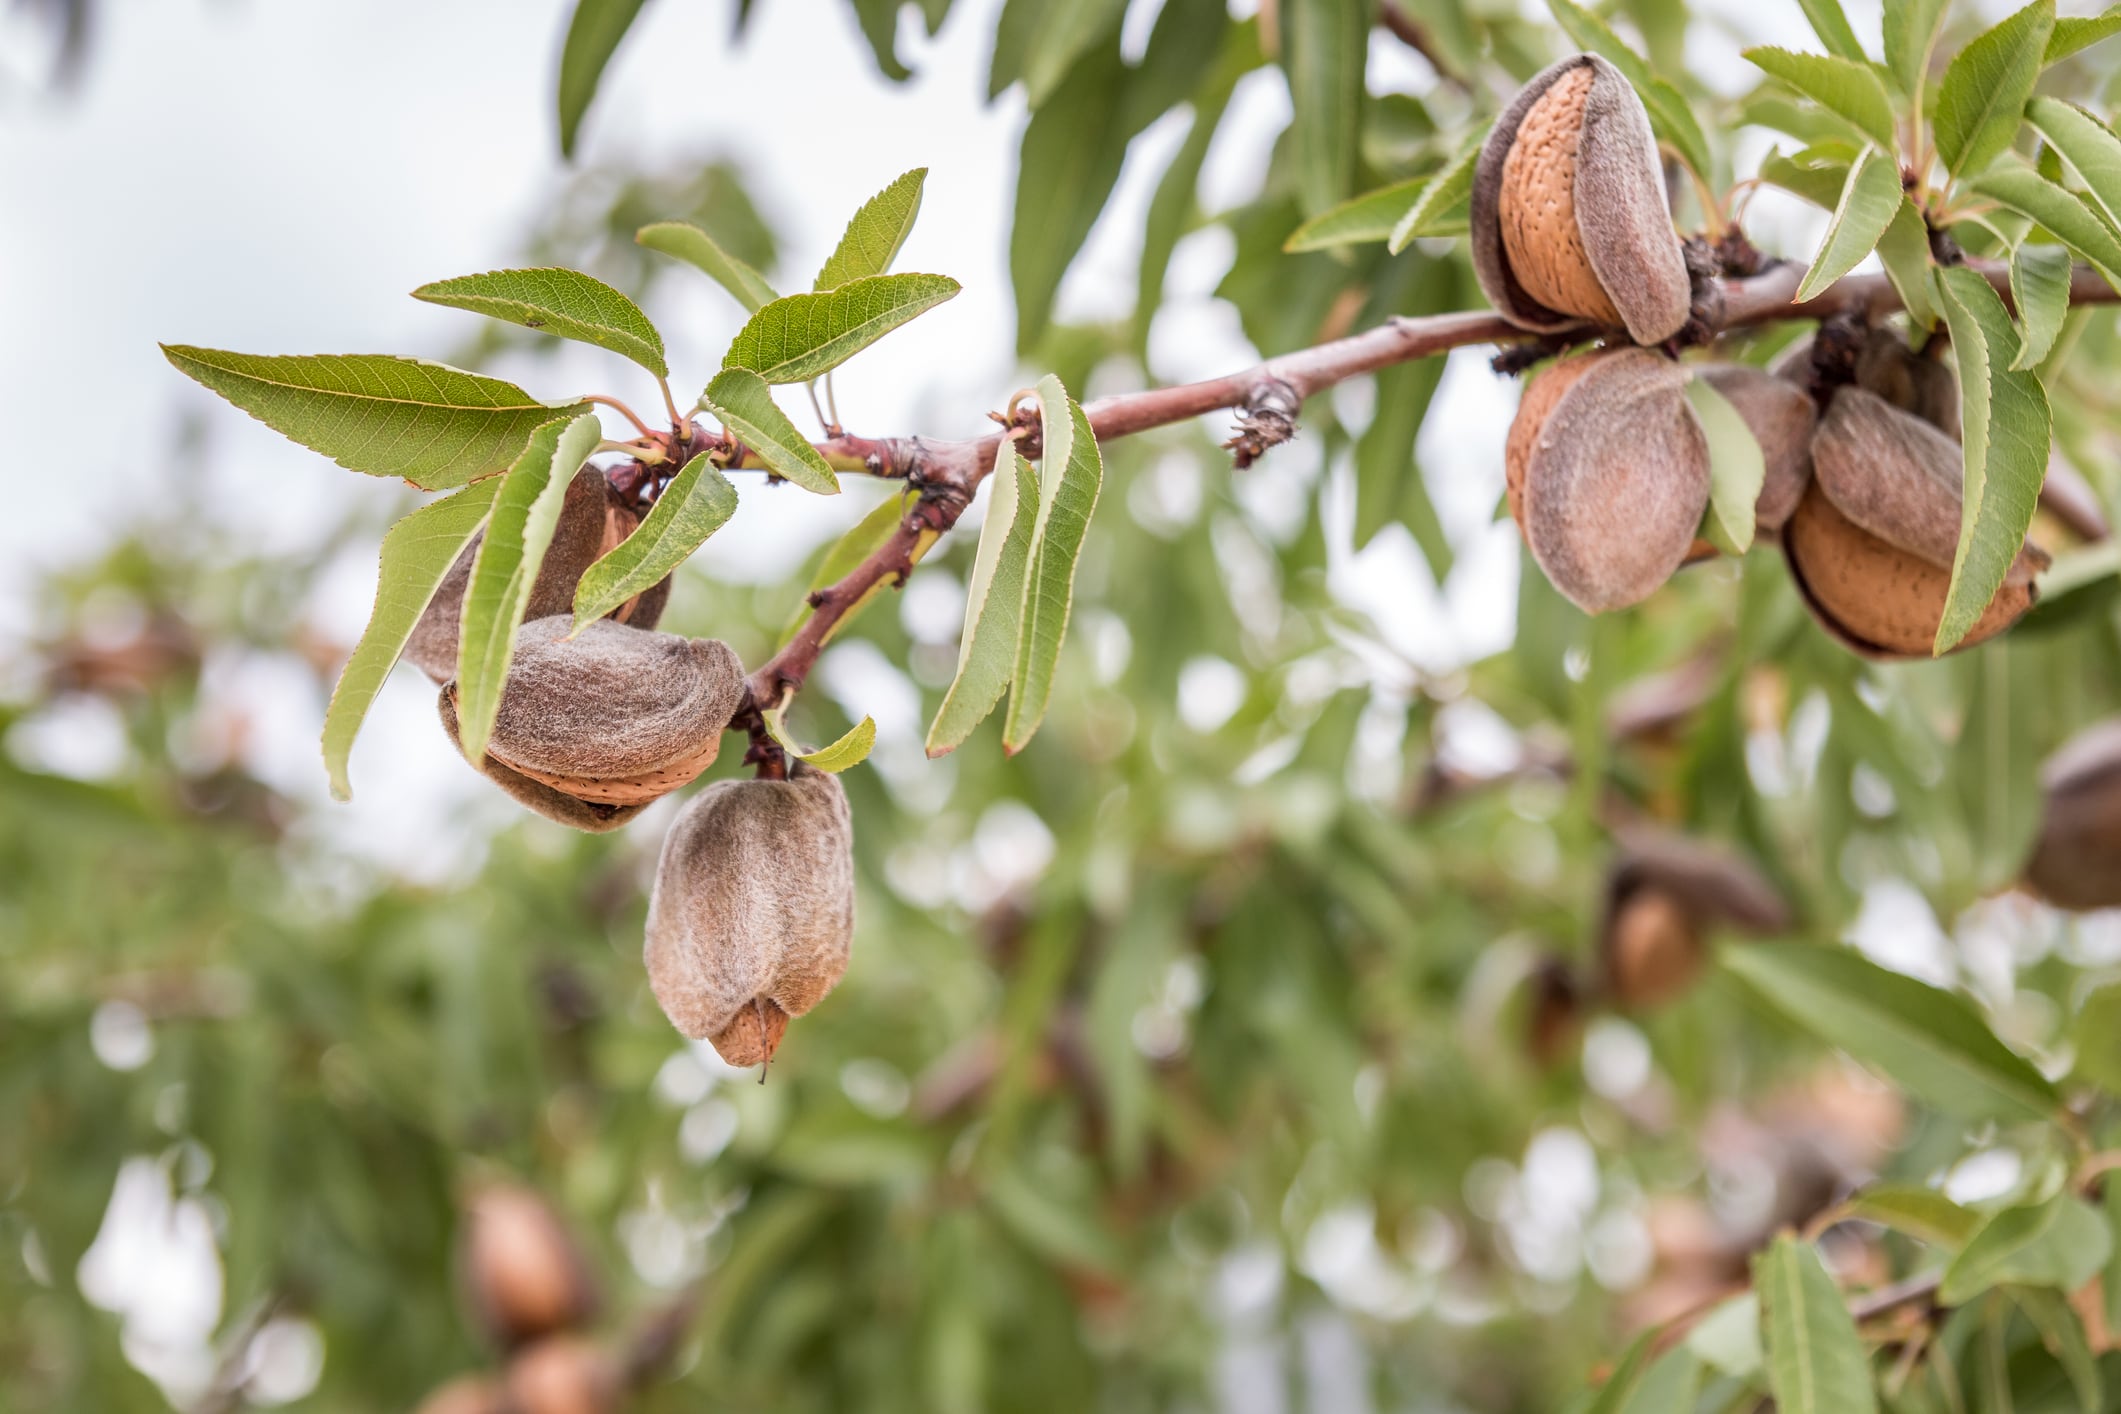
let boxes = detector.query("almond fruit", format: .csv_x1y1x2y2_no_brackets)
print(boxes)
2024,719,2121,911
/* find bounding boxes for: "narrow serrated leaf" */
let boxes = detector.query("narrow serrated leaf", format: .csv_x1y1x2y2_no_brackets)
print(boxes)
764,708,876,773
2011,243,2073,369
927,446,1039,756
2047,8,2121,63
1547,0,1712,177
1885,0,1949,96
558,0,648,157
1388,130,1482,253
1002,376,1103,754
699,368,838,495
160,346,589,492
1756,1236,1879,1414
1686,375,1766,555
637,221,779,313
723,272,960,385
453,413,604,763
1760,146,1856,208
321,481,501,800
571,452,736,629
1743,47,1898,149
2026,97,2121,234
1011,39,1130,350
1934,0,2055,179
1972,162,2121,288
1798,147,1905,300
1284,177,1429,253
1877,196,1938,326
1721,944,2060,1122
1942,1194,2113,1304
413,267,666,377
1797,0,1869,63
815,168,927,291
1285,0,1367,215
1933,265,2052,653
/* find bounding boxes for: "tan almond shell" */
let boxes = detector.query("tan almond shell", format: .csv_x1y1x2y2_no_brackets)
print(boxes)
438,689,650,834
1512,347,1711,613
405,468,670,683
1696,364,1816,533
2024,719,2121,911
1471,53,1690,344
644,764,855,1067
1504,352,1599,529
470,617,746,806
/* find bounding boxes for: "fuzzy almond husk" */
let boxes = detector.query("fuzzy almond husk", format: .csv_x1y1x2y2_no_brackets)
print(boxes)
1786,387,2046,658
2024,718,2121,911
503,1336,619,1414
1855,326,1959,437
1600,828,1790,1008
644,764,855,1067
446,617,746,809
405,468,670,683
438,690,650,834
1507,347,1710,612
1472,53,1691,344
459,1185,597,1349
1696,364,1816,533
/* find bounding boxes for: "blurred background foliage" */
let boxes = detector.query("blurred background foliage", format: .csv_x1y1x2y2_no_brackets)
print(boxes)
12,0,2121,1411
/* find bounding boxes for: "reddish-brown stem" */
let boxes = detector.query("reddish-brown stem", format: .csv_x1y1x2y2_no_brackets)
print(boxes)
586,393,655,439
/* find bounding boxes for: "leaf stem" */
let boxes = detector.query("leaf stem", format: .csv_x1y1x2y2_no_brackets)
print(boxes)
586,393,655,438
655,376,683,430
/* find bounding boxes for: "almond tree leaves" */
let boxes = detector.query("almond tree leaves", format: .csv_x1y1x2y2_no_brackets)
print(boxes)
926,447,1038,757
1721,944,2060,1123
1934,265,2052,654
1546,0,1712,180
1876,197,1938,328
557,0,649,157
1388,133,1482,253
637,221,779,313
2011,243,2074,370
160,347,588,492
1283,178,1431,254
2025,97,2121,236
1685,375,1767,555
763,706,877,773
778,487,940,649
722,273,960,385
1940,1192,2114,1304
815,169,927,291
1798,147,1906,300
1003,378,1103,754
412,267,667,378
453,413,605,765
321,479,501,801
1796,0,1869,65
1884,0,1950,97
1933,0,2053,180
1971,163,2121,290
698,369,839,495
1012,39,1131,351
1755,1236,1880,1414
1742,48,1898,149
2048,9,2121,64
1285,0,1367,216
570,451,737,630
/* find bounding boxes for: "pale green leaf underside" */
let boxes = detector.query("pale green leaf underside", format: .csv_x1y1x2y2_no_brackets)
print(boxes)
724,272,961,385
699,368,839,495
2048,8,2121,64
1004,375,1104,755
1721,943,2059,1122
1798,147,1904,300
815,167,927,290
1845,1185,1979,1247
1685,377,1765,555
2011,242,2073,369
764,708,877,773
1941,1193,2113,1303
571,451,737,630
321,480,501,801
1756,1236,1880,1414
2026,97,2121,236
1388,132,1483,253
636,221,779,313
1285,177,1428,252
413,266,667,378
1686,1294,1764,1380
1742,47,1898,149
1934,265,2051,654
1972,162,2121,288
161,346,587,492
1876,196,1938,327
1933,0,2054,178
927,447,1040,757
453,414,605,764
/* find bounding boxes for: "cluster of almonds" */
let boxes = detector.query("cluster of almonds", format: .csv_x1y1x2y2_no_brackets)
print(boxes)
1478,54,2047,654
411,466,856,1067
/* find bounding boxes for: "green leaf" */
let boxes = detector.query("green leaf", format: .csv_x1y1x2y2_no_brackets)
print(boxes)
1796,0,1869,63
698,368,838,496
1388,130,1483,253
2047,8,2121,64
160,346,589,492
723,273,959,386
1284,177,1429,253
1720,944,2060,1123
845,0,914,80
1755,1235,1880,1414
1933,0,2055,179
2010,243,2073,369
1941,1194,2113,1304
557,0,648,157
1016,0,1128,108
1885,0,1950,97
1878,196,1939,327
2071,983,2121,1093
926,447,1039,757
1003,376,1103,755
411,267,667,378
1011,40,1130,351
1847,1185,1981,1248
1742,48,1899,149
763,708,877,773
1584,1330,1657,1414
1686,374,1766,555
452,414,605,764
1797,146,1906,300
569,451,737,630
814,168,927,291
1933,264,2052,654
1284,0,1367,216
2011,1286,2102,1414
1547,0,1712,178
2026,97,2121,234
321,480,501,800
1761,146,1857,208
1687,1294,1764,1380
637,221,779,313
1619,1349,1701,1414
1971,163,2121,288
